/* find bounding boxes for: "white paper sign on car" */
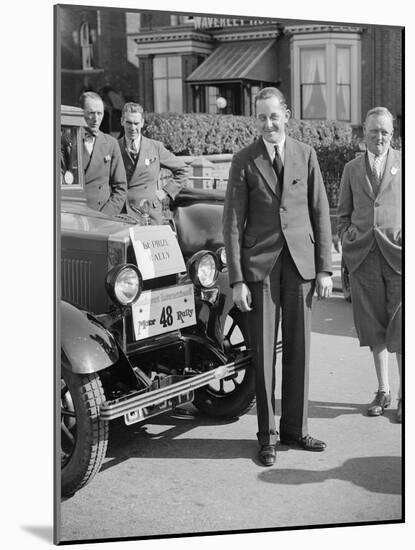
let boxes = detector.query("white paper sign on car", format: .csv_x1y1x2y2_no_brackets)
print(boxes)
129,226,186,280
132,283,196,340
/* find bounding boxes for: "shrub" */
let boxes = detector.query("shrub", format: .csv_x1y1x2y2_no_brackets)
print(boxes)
143,113,258,155
143,113,360,154
143,113,401,208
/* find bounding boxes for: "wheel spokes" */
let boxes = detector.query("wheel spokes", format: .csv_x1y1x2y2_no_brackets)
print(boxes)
61,379,77,460
225,319,237,341
61,421,75,446
61,409,76,418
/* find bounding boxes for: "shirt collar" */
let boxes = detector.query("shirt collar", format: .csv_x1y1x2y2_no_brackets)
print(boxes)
127,136,141,150
83,128,97,141
367,148,389,163
262,136,285,160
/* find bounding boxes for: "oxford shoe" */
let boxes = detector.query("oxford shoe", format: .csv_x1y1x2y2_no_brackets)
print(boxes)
367,391,391,416
280,433,327,452
258,444,276,466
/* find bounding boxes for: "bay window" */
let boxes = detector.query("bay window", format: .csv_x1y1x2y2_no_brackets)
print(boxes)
290,30,361,123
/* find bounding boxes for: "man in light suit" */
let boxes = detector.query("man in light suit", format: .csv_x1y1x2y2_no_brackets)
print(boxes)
223,87,333,467
337,107,402,422
118,102,189,224
80,91,127,216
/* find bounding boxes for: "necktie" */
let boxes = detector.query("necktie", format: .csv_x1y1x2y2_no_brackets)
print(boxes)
372,156,382,195
130,140,138,161
273,145,284,185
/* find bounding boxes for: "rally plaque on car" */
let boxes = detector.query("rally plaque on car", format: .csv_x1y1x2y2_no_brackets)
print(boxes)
129,225,186,280
132,284,196,340
129,225,196,340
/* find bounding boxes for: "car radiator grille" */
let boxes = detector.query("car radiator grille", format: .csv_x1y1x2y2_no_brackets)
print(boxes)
61,258,92,310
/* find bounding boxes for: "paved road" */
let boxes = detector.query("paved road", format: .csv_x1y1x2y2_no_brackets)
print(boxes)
59,285,402,543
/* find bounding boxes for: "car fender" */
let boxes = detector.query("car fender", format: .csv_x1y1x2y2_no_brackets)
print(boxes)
60,300,120,374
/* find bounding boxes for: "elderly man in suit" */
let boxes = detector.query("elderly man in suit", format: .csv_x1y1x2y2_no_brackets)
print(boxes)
80,91,127,215
337,107,402,422
118,102,189,224
223,87,333,467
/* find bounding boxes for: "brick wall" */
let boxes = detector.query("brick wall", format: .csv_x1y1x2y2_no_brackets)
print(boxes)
361,26,403,134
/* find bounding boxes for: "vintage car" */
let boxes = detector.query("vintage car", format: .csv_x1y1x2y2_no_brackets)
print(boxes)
59,106,255,497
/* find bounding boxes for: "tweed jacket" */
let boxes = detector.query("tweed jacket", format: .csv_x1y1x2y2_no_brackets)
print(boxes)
222,136,332,284
82,129,127,216
118,136,188,216
337,147,401,274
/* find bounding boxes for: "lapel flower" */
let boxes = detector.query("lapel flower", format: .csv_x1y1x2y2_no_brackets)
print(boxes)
391,166,399,176
145,158,150,166
104,154,111,163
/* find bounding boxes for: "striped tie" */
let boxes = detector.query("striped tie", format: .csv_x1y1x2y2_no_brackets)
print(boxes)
130,140,138,161
372,156,382,195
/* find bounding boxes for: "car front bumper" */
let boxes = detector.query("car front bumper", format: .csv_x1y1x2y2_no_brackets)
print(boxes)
99,353,251,424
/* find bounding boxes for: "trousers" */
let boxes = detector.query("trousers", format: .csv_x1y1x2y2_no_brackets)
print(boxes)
246,247,315,446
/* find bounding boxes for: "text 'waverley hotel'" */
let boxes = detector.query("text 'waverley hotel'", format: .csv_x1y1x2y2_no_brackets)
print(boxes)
60,8,402,132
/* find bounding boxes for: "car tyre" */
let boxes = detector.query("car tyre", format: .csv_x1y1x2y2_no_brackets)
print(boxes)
193,309,256,419
61,368,109,498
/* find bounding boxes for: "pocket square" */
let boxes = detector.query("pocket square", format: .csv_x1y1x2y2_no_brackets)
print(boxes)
292,178,301,185
391,166,399,175
104,154,111,163
145,157,157,167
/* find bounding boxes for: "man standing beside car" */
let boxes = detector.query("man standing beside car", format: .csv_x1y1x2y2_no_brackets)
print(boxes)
222,87,333,467
337,107,402,422
80,91,127,216
118,102,189,224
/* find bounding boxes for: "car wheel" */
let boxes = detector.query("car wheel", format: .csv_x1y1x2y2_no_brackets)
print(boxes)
61,368,109,497
341,257,352,302
193,309,256,419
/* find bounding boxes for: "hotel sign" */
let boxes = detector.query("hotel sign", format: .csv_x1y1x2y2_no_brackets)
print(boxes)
193,17,274,29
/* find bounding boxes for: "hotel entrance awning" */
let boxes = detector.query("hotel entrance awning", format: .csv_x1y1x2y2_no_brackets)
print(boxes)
186,39,279,85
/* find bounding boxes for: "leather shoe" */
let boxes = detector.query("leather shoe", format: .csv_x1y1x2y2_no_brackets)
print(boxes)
367,391,391,416
396,399,402,423
258,444,276,466
280,433,327,452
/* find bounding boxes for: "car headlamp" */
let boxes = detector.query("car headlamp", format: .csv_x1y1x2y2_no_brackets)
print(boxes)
216,246,227,271
187,251,219,288
106,264,143,306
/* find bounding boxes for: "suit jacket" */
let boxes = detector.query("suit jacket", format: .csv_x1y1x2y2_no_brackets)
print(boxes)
223,136,332,284
82,129,127,216
118,135,188,221
337,147,401,274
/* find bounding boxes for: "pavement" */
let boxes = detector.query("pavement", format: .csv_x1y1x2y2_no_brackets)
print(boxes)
58,248,402,544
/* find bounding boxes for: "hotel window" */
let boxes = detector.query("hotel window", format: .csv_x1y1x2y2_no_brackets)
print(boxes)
207,86,219,113
336,47,351,121
153,56,183,113
250,86,260,115
300,48,327,119
80,22,94,70
291,31,361,124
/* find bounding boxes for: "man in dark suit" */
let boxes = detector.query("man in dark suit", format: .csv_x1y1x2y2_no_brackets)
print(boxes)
118,102,189,224
223,87,333,467
337,107,402,422
80,91,127,216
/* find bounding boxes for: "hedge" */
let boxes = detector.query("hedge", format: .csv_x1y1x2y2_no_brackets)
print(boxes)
143,113,401,208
